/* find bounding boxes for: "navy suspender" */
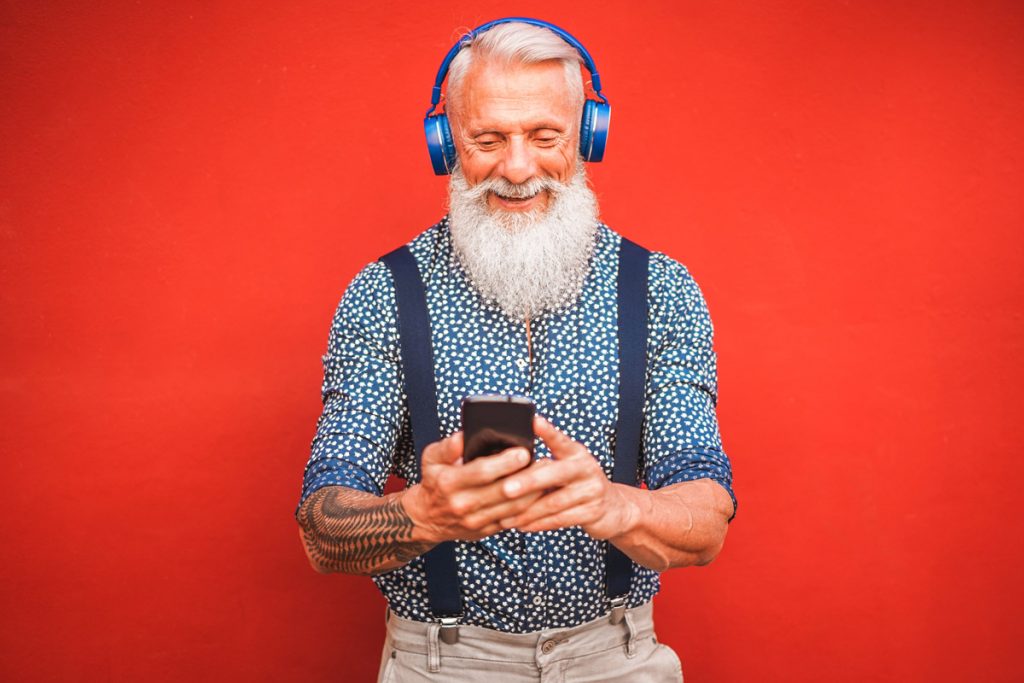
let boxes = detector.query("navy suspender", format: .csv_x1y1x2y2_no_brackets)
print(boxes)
606,237,650,621
381,236,649,630
379,246,463,622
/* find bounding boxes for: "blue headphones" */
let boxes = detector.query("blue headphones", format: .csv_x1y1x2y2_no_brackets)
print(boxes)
423,17,612,175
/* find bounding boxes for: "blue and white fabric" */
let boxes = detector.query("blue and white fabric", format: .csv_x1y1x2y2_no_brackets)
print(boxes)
297,218,735,633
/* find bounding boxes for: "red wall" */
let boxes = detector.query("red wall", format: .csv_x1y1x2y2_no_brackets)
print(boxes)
2,2,1022,681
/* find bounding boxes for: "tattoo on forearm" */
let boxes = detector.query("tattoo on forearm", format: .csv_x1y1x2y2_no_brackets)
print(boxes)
298,487,434,575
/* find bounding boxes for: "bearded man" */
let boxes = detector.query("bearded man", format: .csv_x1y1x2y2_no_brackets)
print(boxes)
296,19,735,682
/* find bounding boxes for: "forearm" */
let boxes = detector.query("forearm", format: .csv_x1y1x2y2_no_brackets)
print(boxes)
296,485,436,576
608,478,733,571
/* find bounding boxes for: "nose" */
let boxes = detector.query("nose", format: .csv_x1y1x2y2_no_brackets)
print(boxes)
497,135,539,185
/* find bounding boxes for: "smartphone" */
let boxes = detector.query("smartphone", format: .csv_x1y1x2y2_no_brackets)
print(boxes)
461,395,535,463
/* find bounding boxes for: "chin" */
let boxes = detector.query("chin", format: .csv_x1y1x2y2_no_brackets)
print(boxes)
490,207,547,232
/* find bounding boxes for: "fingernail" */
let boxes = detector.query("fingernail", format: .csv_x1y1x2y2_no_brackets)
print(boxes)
504,480,521,496
517,449,529,463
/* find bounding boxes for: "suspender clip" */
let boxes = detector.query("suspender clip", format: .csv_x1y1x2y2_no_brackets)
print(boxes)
438,616,461,644
609,596,627,625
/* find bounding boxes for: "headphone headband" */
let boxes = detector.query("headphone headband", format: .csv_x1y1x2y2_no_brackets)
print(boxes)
427,17,606,114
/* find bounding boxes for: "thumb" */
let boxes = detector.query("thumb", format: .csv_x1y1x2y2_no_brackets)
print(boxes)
422,431,464,467
533,416,577,459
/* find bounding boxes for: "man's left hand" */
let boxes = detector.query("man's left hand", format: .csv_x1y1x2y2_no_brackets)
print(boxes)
498,416,635,540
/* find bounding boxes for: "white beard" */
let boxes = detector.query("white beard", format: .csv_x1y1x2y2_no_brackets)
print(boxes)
447,164,600,320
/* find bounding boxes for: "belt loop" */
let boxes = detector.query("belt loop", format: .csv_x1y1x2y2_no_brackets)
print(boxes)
426,622,442,673
623,606,638,658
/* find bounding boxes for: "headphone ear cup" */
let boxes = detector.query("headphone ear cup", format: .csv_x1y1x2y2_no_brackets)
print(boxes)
424,114,457,175
579,100,611,162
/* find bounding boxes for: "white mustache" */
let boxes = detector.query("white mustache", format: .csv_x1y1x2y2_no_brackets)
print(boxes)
466,175,565,201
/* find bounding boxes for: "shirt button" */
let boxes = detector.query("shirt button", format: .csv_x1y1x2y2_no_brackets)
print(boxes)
515,358,528,370
541,640,556,654
532,595,544,607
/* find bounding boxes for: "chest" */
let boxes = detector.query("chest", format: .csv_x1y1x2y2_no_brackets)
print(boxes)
424,273,621,470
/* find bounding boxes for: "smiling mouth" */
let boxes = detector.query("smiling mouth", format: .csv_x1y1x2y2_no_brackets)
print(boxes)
491,190,543,206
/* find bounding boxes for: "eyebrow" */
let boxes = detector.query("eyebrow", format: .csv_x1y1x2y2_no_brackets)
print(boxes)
469,124,567,137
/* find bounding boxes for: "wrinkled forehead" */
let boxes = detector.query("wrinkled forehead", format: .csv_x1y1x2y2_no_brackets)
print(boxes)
453,60,579,129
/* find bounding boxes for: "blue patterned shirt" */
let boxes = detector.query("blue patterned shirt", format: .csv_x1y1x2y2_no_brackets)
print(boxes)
297,219,735,633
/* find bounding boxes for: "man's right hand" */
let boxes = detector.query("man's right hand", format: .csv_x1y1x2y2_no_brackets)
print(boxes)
401,432,542,543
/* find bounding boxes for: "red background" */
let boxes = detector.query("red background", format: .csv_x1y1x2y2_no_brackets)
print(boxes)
2,1,1022,681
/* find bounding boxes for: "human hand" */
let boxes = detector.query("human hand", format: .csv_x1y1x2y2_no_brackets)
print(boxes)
402,431,542,543
497,416,634,540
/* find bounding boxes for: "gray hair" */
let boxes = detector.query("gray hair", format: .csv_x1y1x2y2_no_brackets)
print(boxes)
446,22,585,123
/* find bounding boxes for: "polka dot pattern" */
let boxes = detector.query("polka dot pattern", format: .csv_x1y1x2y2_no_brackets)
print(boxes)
297,218,736,632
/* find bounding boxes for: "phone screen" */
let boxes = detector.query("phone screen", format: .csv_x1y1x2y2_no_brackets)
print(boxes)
461,395,535,462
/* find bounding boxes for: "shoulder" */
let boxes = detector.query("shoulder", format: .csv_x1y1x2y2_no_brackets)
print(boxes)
601,225,715,350
598,224,707,314
647,250,716,350
326,220,443,344
341,218,450,306
647,250,707,315
336,260,394,321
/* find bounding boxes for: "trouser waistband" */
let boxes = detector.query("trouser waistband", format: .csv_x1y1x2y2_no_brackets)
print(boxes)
385,602,654,673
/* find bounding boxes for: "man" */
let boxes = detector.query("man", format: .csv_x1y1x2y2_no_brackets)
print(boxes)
296,19,735,682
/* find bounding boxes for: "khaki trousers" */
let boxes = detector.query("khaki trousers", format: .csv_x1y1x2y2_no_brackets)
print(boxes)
377,602,683,682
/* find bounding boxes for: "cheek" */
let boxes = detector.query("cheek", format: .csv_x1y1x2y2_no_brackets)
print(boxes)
551,145,577,181
552,162,574,183
460,154,497,185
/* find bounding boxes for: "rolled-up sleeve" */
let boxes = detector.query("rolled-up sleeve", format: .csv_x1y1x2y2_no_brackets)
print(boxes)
296,261,405,514
641,254,736,519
